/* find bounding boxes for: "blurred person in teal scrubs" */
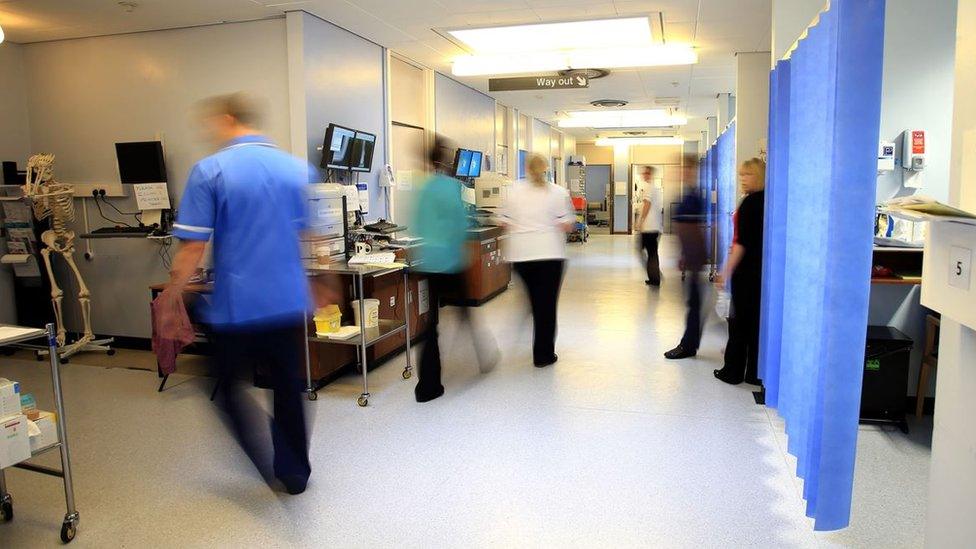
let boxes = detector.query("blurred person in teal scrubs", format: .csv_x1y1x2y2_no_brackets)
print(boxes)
412,136,497,403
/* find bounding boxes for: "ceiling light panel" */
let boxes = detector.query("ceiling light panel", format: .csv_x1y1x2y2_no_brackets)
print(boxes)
452,44,697,76
595,137,685,146
447,17,652,54
558,110,688,129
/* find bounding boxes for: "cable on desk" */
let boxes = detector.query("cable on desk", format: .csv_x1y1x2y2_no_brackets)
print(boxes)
91,196,131,227
97,195,142,225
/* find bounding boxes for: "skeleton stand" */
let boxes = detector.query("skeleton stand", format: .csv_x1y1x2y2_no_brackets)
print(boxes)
23,154,113,360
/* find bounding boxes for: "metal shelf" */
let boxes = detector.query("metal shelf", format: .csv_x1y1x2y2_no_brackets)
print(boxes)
308,319,406,348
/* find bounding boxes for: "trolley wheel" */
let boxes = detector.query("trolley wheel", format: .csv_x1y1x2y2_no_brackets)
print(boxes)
357,395,368,407
106,349,116,356
307,391,318,401
708,272,716,282
61,358,69,364
36,352,44,362
1,499,12,522
60,521,76,543
402,368,412,380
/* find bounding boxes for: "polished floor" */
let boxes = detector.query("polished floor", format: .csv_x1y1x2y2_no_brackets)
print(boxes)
1,235,931,548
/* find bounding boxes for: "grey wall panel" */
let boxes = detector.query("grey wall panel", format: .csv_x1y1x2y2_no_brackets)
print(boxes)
434,73,494,163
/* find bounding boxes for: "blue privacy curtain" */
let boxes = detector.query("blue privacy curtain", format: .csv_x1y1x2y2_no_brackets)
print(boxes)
758,0,885,531
715,123,736,268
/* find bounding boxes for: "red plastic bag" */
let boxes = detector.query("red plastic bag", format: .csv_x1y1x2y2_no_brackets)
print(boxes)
151,290,195,375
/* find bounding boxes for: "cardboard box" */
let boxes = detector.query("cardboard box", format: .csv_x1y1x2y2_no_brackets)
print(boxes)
29,411,59,453
0,414,31,468
0,379,21,418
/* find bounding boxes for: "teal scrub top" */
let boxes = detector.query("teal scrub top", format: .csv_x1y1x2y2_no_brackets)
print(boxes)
412,174,469,274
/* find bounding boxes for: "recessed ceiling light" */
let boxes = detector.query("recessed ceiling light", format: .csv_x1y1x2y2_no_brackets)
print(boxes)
452,44,697,76
447,17,653,55
558,109,687,129
596,136,684,147
560,68,610,80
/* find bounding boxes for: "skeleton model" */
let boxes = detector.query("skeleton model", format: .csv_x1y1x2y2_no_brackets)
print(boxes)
22,154,113,359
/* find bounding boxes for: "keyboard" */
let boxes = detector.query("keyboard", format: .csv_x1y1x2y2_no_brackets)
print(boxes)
92,226,154,235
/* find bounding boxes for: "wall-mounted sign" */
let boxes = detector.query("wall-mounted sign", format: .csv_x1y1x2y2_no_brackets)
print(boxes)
489,74,589,92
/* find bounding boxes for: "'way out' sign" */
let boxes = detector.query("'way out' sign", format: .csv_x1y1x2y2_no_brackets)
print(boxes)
488,74,589,92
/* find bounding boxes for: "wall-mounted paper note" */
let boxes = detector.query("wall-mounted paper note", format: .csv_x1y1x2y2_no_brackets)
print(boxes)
133,183,171,210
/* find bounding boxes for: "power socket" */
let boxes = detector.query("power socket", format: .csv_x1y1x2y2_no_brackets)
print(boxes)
389,296,395,308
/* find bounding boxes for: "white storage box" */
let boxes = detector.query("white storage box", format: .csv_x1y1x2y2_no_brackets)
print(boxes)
0,414,31,468
29,411,59,453
0,379,21,418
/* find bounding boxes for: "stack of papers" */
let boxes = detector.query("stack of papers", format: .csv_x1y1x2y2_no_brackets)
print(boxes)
348,252,398,265
882,196,976,224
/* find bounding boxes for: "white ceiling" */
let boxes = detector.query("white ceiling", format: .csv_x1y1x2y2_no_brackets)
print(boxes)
0,0,772,141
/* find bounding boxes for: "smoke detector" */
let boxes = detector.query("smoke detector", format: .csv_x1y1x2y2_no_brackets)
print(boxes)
559,68,610,80
590,99,629,108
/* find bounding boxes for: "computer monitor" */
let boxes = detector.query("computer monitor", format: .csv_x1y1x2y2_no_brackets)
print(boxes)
468,150,483,178
321,124,356,170
350,131,376,172
454,149,473,178
115,141,167,183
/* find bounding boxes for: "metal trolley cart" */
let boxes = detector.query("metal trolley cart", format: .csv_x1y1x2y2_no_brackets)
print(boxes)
568,196,589,243
0,323,80,543
305,261,412,406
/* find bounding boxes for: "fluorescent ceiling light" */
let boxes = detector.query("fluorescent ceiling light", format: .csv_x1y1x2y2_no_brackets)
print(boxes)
452,44,697,76
447,17,652,55
558,110,688,129
595,137,684,147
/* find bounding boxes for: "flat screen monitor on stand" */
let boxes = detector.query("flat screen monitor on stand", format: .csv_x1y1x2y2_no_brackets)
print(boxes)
115,141,170,229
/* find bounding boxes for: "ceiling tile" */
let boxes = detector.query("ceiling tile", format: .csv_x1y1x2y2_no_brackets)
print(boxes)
698,0,770,22
436,0,532,14
663,20,695,43
613,0,699,22
531,3,618,21
460,9,541,26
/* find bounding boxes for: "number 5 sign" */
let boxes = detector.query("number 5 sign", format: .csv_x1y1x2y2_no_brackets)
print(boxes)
949,246,973,290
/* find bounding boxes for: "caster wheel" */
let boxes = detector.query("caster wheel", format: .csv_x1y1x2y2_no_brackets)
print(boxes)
307,391,318,401
61,521,76,543
106,349,116,356
61,358,69,364
357,396,368,407
36,353,44,362
402,369,412,380
1,500,13,522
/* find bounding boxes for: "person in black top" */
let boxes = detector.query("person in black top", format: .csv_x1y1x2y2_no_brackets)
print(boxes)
714,158,766,385
665,154,707,360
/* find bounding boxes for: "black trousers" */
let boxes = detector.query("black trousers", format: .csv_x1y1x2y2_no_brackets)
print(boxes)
679,273,703,352
640,232,661,285
722,278,762,383
213,322,310,484
415,273,470,398
514,260,565,364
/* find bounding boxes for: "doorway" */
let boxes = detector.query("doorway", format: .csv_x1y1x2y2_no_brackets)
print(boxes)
585,164,611,234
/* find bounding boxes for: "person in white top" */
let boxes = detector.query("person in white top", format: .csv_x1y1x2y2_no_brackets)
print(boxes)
636,166,664,286
499,154,575,367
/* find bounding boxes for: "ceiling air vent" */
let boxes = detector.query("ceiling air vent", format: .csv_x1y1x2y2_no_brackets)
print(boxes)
590,99,629,108
560,68,610,80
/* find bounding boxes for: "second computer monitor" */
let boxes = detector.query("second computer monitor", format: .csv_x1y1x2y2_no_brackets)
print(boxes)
468,150,483,178
350,131,376,172
454,149,473,178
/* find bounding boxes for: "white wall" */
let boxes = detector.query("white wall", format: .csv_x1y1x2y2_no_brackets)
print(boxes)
877,0,957,203
925,0,976,545
434,73,495,162
0,43,31,324
297,12,388,219
20,18,291,338
531,119,551,157
735,52,770,181
772,0,826,66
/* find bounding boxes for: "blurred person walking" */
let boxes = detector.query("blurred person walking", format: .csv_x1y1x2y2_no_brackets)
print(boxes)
714,158,766,385
664,154,707,360
500,154,575,367
636,166,664,286
412,137,497,403
159,93,321,495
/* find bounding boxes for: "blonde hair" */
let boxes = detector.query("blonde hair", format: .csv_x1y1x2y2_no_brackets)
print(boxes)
527,153,549,186
742,157,766,185
198,92,263,127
